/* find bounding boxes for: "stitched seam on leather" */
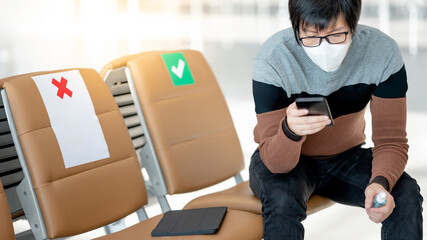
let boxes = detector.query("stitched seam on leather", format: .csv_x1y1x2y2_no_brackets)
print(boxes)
142,85,219,104
158,126,236,150
17,108,121,137
33,156,137,187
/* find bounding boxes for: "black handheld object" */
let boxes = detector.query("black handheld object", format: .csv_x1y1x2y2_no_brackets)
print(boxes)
151,207,228,237
295,97,334,127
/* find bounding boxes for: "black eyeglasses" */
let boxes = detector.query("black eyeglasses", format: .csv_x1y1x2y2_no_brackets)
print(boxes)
299,31,350,47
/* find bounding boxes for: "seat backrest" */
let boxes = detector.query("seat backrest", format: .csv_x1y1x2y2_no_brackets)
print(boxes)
0,69,147,239
126,50,245,194
0,179,15,240
99,53,140,79
101,52,158,163
0,96,24,219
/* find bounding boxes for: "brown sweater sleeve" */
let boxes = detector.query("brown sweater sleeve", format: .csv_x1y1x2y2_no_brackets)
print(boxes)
254,108,306,173
370,96,408,191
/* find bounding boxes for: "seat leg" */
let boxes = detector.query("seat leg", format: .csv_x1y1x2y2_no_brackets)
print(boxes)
157,196,171,212
136,208,148,222
104,219,126,234
234,173,243,184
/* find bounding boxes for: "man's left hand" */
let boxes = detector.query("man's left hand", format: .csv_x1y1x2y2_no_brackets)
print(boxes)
364,183,395,223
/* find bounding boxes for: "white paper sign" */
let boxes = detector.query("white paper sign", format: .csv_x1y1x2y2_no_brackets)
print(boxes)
32,70,110,168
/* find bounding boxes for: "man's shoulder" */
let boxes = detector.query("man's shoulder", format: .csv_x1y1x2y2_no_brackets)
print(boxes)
353,25,404,84
356,25,400,52
255,28,295,60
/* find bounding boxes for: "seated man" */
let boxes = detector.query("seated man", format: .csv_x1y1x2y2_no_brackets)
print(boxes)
249,0,423,239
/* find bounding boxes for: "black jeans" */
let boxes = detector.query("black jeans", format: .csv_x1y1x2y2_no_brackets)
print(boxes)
249,146,423,240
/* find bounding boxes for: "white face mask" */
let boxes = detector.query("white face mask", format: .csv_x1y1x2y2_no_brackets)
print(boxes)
303,40,351,72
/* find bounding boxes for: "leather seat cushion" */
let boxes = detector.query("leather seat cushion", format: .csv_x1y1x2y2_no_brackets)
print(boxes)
0,181,14,240
184,181,334,215
95,209,263,240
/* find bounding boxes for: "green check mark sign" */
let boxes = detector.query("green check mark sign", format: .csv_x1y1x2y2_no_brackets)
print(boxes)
161,53,195,86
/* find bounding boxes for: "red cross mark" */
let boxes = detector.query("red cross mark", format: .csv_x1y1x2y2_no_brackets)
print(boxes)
52,77,73,99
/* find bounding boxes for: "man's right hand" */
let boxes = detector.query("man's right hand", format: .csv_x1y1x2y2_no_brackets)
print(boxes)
286,102,331,136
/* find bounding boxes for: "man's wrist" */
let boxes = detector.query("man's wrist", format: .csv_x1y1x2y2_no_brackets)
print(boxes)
369,176,390,192
282,116,302,141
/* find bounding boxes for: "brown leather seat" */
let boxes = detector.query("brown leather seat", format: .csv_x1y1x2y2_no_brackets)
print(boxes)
100,50,333,216
184,181,334,215
0,69,263,239
100,53,141,78
0,96,25,220
95,210,263,240
0,180,15,240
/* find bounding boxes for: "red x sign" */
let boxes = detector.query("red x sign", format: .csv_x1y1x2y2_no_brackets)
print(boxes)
52,77,73,99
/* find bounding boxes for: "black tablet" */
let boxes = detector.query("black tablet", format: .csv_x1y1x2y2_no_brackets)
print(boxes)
151,206,228,237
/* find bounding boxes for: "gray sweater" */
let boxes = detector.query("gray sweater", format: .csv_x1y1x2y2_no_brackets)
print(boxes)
251,25,408,191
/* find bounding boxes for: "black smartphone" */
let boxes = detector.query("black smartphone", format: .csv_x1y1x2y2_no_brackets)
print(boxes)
295,97,334,127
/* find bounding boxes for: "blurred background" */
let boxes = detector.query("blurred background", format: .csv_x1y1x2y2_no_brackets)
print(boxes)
1,0,426,239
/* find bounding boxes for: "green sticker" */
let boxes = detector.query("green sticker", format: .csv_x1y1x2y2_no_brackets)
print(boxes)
161,53,195,86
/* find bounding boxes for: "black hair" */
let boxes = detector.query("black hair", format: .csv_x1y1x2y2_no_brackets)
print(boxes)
289,0,361,44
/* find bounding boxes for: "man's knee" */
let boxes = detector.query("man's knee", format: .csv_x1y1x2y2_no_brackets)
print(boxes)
392,174,423,217
383,174,423,239
394,174,423,204
262,182,309,220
